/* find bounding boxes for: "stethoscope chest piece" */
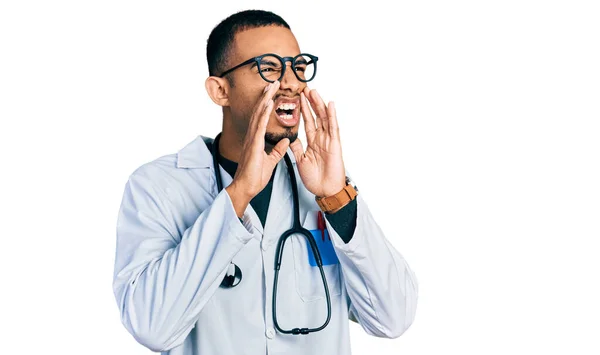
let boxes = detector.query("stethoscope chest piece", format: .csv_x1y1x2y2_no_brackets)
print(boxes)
220,262,242,288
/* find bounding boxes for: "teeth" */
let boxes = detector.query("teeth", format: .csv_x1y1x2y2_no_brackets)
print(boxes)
277,103,296,110
278,113,293,120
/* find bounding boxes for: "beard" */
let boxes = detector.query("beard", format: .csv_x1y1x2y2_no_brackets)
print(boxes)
264,128,298,146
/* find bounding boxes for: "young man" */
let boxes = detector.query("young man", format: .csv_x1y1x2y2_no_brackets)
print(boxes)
113,9,418,355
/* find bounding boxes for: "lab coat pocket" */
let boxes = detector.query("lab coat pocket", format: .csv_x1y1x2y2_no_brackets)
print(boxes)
291,210,342,303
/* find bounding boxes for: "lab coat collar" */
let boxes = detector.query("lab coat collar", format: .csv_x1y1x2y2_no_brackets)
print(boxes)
176,135,214,169
176,134,296,236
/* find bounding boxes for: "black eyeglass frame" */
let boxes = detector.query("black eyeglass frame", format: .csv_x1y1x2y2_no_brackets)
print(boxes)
218,53,319,83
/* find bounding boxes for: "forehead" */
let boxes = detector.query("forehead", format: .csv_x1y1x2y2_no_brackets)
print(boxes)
232,26,301,60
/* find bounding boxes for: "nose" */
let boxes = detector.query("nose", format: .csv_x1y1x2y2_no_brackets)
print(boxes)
279,63,304,93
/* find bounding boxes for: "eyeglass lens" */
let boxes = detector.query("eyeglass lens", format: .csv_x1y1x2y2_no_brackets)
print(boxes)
258,55,316,82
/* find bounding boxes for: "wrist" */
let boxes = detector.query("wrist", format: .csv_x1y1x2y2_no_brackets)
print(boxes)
227,181,252,201
225,182,252,218
315,177,358,214
319,179,347,198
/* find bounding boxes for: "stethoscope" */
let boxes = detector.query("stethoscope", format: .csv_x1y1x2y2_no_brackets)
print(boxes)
211,132,331,335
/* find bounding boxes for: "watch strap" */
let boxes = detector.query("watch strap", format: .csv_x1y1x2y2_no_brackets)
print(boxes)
315,182,358,213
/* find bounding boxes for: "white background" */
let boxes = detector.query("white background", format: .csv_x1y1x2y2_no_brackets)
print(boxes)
1,0,599,354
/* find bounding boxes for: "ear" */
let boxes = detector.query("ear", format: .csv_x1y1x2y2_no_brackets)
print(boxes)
205,76,230,107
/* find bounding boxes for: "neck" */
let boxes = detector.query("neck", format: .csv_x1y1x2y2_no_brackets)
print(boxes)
218,121,274,163
217,130,243,163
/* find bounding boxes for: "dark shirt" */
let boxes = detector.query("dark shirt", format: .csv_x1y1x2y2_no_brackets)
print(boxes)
212,143,357,243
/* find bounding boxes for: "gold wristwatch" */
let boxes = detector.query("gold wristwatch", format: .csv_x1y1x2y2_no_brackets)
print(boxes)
315,176,358,213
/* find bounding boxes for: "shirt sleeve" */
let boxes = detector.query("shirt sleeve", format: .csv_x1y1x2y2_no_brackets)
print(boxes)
112,171,254,352
324,198,357,243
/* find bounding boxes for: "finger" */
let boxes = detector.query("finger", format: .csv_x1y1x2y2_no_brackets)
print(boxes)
264,79,280,100
309,89,329,132
248,81,280,136
326,101,339,138
300,92,317,135
267,137,290,167
246,81,279,152
251,99,274,153
289,137,305,163
245,83,271,142
304,86,323,131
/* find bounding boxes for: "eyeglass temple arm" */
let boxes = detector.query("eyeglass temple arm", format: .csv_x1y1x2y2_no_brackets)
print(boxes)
218,57,256,78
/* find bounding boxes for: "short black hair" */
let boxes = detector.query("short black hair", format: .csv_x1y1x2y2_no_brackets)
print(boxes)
206,10,290,77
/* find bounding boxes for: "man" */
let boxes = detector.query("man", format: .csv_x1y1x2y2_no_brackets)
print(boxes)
113,9,418,355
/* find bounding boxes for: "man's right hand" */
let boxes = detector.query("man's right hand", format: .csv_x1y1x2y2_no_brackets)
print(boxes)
225,80,290,218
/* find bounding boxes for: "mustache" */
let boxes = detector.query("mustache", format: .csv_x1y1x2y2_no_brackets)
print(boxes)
274,94,300,100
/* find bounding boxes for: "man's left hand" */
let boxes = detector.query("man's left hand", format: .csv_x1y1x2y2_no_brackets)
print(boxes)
290,87,346,198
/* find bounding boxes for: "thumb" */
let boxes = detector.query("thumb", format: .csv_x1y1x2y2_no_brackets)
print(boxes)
289,138,304,163
266,138,290,167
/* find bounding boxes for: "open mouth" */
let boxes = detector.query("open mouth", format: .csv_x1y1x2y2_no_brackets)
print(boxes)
275,103,297,120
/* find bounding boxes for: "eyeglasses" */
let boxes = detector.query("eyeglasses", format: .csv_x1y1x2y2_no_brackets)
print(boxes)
218,53,318,83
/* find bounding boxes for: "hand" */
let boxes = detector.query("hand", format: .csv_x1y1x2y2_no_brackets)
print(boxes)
290,87,346,198
226,81,290,206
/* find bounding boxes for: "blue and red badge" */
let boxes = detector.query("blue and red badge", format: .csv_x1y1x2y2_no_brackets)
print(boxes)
304,211,339,266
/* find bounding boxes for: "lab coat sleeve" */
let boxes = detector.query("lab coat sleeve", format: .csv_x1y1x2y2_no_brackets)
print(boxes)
112,172,254,352
325,193,419,339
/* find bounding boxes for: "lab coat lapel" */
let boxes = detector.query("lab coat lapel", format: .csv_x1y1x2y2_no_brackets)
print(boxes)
205,139,296,238
186,135,265,235
213,162,264,235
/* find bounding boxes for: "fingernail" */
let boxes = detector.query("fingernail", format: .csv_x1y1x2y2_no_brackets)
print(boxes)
264,83,271,93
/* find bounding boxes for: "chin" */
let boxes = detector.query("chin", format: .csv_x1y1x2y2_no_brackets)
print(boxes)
264,129,298,146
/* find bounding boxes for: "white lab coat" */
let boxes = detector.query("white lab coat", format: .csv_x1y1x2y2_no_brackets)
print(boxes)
113,135,418,355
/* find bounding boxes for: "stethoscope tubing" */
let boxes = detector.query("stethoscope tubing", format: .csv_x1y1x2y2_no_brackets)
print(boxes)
211,132,332,335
